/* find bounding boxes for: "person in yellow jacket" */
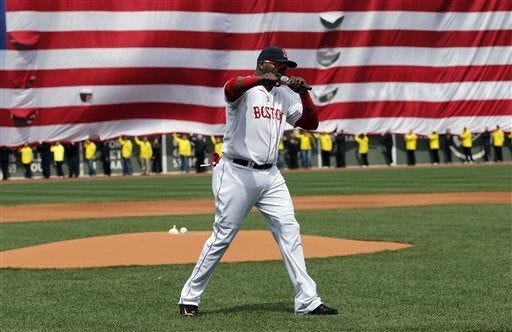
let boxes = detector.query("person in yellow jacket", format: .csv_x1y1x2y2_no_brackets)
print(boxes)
173,133,192,173
210,136,223,157
135,136,153,175
118,136,133,175
50,141,65,178
18,143,33,179
428,130,440,164
294,129,314,169
354,133,369,167
404,130,418,166
84,139,97,176
314,132,333,167
460,127,473,163
491,125,505,162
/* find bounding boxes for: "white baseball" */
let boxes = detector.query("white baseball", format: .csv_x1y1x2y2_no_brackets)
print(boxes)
179,227,188,234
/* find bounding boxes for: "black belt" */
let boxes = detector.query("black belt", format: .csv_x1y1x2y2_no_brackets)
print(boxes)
233,158,273,170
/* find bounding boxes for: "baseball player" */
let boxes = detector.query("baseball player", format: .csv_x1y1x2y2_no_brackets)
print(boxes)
179,46,338,317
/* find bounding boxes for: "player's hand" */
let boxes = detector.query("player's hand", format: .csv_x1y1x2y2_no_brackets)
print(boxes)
286,76,310,94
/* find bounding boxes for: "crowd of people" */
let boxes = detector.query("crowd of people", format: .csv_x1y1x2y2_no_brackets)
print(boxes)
0,136,162,181
0,125,509,180
393,125,507,167
281,125,508,169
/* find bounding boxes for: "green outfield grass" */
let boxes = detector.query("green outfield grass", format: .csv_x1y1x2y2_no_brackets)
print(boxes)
0,164,511,331
0,163,510,205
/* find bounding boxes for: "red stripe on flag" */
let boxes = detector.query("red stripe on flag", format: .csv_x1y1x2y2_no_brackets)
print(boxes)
1,65,510,89
7,30,511,50
318,100,512,120
1,100,510,127
0,103,226,126
7,0,511,13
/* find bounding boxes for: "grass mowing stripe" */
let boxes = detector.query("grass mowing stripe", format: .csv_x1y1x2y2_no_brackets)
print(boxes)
1,164,510,205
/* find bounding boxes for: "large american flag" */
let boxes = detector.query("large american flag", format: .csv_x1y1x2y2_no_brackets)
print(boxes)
1,0,511,147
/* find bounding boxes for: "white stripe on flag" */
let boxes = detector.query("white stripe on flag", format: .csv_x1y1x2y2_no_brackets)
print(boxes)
2,116,511,148
3,46,510,70
2,81,510,109
318,115,512,136
0,120,225,147
7,11,511,32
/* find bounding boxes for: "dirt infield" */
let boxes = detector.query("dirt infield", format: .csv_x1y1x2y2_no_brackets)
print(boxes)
1,192,508,269
1,192,509,223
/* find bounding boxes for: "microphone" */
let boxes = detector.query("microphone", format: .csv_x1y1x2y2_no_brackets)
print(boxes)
279,76,312,91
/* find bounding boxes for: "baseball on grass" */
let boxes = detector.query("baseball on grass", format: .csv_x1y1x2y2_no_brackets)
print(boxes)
179,227,188,234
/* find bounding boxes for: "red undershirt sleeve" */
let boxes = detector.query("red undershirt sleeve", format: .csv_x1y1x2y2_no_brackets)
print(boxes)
224,75,261,102
295,93,318,130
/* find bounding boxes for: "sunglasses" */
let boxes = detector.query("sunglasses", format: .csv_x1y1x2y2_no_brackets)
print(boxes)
263,60,287,69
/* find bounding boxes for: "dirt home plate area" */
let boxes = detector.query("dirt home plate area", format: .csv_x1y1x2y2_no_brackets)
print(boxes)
0,192,508,269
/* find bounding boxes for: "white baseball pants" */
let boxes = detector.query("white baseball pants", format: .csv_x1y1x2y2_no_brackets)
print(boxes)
179,157,322,314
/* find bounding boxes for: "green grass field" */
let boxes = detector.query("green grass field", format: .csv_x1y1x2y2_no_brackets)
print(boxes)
1,164,510,205
0,164,511,331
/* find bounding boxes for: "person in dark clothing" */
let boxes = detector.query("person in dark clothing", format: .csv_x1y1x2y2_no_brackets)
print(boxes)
37,142,52,178
65,142,80,178
100,141,112,176
443,129,454,163
0,147,11,180
334,130,346,168
285,136,300,169
151,137,162,174
481,127,491,163
382,130,393,166
192,134,208,173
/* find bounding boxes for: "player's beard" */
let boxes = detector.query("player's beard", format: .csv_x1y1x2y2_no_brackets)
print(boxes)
263,82,275,91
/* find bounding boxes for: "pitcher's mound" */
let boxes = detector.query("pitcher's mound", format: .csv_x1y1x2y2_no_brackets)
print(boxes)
0,231,410,269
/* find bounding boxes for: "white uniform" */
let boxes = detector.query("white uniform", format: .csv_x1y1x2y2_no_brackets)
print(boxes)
179,84,322,314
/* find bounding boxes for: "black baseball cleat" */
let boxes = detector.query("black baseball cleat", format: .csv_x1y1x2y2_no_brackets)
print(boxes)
308,303,339,315
179,304,199,318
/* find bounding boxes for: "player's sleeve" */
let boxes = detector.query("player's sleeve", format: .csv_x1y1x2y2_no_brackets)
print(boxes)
286,104,303,126
284,92,303,126
224,75,260,103
285,92,318,130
